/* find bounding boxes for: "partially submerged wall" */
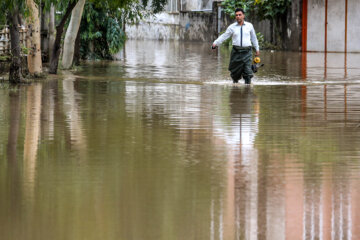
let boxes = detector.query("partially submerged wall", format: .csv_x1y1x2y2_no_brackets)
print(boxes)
179,11,216,41
125,0,303,51
125,11,217,42
125,13,181,40
126,0,218,42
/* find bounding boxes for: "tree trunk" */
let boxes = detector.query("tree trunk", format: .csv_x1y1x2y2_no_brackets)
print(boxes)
26,0,43,76
41,3,50,62
48,4,56,62
49,0,78,74
270,18,274,44
61,0,86,69
73,29,81,66
7,10,24,84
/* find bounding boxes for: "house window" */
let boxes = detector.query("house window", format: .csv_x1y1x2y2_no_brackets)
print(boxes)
165,0,178,12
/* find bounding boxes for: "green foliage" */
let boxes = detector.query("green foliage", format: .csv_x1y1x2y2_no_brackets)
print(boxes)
2,0,168,62
256,32,277,50
0,0,28,24
107,18,126,55
79,0,167,60
221,0,291,21
254,0,291,20
0,3,5,25
0,56,9,61
145,0,167,13
21,45,29,55
80,2,127,60
222,0,252,18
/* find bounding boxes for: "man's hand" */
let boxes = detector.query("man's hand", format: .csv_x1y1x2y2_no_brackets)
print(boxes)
255,50,260,56
211,44,217,49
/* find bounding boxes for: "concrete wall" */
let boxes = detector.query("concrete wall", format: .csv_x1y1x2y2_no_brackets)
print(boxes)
347,0,360,52
126,11,216,41
126,0,217,42
307,0,325,51
306,0,360,52
179,11,216,41
181,0,213,11
125,0,303,51
126,13,181,40
327,0,345,52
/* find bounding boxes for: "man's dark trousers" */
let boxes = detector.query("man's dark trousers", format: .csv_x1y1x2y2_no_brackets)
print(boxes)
228,46,253,84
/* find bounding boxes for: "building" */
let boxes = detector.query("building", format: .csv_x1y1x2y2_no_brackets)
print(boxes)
126,0,360,53
303,0,360,52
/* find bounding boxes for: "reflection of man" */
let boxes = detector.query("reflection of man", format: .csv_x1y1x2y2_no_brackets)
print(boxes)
229,86,256,116
212,8,260,84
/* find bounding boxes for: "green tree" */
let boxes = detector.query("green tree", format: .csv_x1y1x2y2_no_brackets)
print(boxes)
79,2,128,60
221,0,291,48
2,0,169,77
222,0,291,21
1,0,27,83
49,0,168,73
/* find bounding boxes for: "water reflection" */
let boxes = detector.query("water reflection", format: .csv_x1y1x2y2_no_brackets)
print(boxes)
303,52,360,81
0,41,360,239
41,80,56,140
23,84,42,202
62,72,87,158
7,89,21,162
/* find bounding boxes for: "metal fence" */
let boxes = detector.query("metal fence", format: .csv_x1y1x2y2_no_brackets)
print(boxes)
0,25,27,56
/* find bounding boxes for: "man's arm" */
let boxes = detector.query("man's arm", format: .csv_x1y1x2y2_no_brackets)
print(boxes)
250,26,260,56
212,26,233,48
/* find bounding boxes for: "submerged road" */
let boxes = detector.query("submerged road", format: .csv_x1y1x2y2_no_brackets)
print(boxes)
0,40,360,240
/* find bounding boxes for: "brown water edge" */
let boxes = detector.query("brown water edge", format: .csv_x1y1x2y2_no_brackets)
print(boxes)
0,40,359,240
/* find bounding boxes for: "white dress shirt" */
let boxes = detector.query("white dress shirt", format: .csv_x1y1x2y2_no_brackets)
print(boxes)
213,21,259,51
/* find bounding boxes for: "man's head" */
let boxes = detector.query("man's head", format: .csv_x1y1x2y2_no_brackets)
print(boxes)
235,8,245,24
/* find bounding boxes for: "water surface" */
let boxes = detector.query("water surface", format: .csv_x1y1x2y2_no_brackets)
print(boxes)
1,40,360,240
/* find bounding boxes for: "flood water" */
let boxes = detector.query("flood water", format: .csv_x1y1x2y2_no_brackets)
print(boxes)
1,40,360,240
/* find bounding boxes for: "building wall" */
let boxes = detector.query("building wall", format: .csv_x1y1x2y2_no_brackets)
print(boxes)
125,13,181,40
181,0,213,11
307,0,325,51
126,0,217,42
305,0,360,52
347,0,360,52
179,11,216,41
126,0,303,51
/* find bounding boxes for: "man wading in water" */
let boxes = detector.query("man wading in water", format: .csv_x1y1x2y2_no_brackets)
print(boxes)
212,8,260,84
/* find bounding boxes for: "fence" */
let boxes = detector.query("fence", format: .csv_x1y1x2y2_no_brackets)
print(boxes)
0,25,27,57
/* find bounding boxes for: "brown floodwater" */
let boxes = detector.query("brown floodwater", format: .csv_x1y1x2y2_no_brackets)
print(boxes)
1,40,360,240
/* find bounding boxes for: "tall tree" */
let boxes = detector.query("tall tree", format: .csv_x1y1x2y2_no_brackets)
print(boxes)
3,0,169,75
78,0,167,61
26,0,43,75
61,0,86,69
49,0,78,74
6,8,24,83
48,3,56,62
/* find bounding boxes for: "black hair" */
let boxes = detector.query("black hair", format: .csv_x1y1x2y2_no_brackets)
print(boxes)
235,8,245,14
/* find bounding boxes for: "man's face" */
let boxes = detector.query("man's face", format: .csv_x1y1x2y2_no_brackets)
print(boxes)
235,11,245,23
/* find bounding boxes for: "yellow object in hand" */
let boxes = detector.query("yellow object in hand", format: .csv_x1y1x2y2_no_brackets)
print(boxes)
254,57,261,63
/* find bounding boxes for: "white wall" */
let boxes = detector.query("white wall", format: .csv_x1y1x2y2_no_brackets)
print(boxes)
307,0,360,52
347,0,360,52
327,0,345,52
126,13,181,40
125,0,216,41
307,0,325,51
